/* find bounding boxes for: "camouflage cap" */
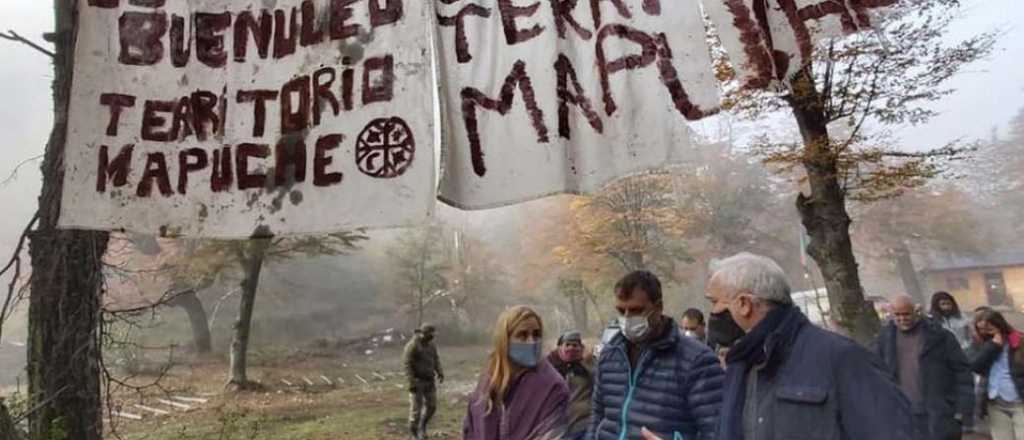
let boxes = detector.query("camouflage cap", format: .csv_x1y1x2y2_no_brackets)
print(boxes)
558,330,582,345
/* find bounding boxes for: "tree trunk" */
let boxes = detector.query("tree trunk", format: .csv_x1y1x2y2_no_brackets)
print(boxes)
786,69,881,346
893,245,925,304
26,2,108,439
626,251,644,272
227,240,269,389
569,293,588,331
558,278,589,331
168,291,212,354
417,287,424,328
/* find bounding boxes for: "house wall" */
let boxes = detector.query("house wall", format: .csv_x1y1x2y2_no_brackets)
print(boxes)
928,270,987,311
1006,267,1024,307
925,265,1024,311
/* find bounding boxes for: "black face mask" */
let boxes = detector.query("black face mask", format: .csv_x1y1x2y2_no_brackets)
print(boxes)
708,309,745,348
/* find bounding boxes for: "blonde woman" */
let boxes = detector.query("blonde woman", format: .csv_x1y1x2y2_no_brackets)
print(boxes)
463,306,569,440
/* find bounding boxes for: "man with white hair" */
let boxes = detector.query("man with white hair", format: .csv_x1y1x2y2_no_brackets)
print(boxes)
644,252,912,440
876,294,973,440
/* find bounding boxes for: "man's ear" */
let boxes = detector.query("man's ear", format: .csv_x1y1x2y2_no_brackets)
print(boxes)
739,295,755,318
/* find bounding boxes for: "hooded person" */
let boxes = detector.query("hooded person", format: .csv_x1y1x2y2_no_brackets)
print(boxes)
463,306,569,440
931,291,972,351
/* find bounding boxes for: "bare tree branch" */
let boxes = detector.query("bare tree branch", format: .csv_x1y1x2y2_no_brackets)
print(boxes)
0,30,55,58
0,155,44,188
0,212,36,278
11,385,68,424
0,212,39,343
99,310,177,439
207,287,241,328
102,288,195,316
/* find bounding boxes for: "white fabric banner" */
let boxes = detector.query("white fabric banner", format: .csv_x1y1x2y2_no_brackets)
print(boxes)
434,0,721,209
60,0,435,237
706,0,897,89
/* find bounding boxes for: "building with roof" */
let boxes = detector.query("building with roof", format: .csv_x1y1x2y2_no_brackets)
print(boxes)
921,250,1024,311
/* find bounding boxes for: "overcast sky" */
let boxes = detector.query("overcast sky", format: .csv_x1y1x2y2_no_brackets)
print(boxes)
0,0,1020,257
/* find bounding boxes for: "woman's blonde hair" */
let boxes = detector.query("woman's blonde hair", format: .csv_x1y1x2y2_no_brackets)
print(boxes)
481,305,543,414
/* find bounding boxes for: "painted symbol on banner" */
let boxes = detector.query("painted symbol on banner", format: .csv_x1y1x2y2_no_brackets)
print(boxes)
355,117,416,179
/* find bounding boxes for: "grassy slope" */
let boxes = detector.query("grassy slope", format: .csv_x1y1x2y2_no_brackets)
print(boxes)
111,345,489,440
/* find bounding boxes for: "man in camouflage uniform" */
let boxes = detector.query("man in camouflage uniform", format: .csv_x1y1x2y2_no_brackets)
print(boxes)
403,324,444,440
546,330,594,440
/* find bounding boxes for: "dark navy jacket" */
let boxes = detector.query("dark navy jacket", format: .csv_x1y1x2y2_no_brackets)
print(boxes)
721,318,913,440
876,320,973,440
588,318,724,440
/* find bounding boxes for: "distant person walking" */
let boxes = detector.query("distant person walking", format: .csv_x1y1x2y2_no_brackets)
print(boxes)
463,306,568,440
547,330,593,440
932,292,979,433
403,324,444,440
932,291,973,350
877,294,973,440
970,309,1024,440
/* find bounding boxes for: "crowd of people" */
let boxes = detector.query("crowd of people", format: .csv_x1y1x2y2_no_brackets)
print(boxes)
399,252,1024,440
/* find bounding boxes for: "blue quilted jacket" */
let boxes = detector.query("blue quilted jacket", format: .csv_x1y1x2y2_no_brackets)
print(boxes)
588,319,724,440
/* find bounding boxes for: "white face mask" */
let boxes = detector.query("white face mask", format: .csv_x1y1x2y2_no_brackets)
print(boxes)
619,312,652,342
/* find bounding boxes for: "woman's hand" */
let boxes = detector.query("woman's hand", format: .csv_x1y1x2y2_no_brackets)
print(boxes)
993,332,1005,346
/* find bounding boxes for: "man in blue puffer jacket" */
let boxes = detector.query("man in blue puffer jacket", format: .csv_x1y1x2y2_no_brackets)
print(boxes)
589,271,724,440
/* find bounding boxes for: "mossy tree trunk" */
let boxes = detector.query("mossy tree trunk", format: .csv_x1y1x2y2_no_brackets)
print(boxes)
26,1,108,439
